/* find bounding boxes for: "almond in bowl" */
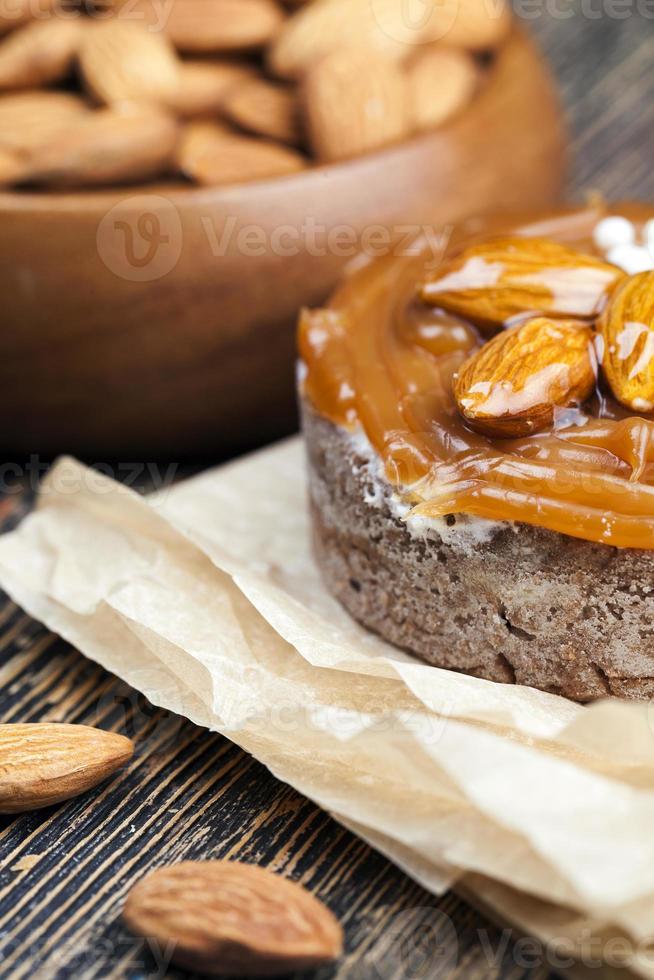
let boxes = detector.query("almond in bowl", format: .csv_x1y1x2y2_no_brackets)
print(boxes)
0,0,565,455
299,203,654,702
0,0,512,188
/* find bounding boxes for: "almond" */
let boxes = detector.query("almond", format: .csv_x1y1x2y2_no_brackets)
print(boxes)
178,120,305,185
24,106,179,186
160,0,285,54
269,0,416,80
0,723,133,814
123,861,343,976
408,46,478,132
421,237,625,333
598,271,654,413
453,316,596,438
0,90,90,153
79,20,180,106
221,77,301,145
303,47,409,162
165,59,255,117
0,19,83,90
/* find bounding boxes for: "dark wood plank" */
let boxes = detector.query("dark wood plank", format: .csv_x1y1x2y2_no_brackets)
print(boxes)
1,16,653,980
531,18,654,199
0,600,549,980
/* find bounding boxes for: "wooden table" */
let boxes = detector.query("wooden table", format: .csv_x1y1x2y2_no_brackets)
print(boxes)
1,17,653,979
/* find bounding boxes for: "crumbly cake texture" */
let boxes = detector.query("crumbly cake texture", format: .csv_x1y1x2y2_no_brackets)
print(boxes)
302,399,654,703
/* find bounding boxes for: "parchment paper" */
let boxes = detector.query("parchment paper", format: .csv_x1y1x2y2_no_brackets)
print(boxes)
1,439,654,974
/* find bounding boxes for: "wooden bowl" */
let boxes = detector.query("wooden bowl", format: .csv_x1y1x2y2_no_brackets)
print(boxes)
0,26,566,458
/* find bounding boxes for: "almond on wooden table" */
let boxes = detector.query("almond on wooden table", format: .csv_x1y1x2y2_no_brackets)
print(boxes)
408,46,478,132
24,106,179,186
0,90,90,153
0,19,83,90
421,237,625,332
161,0,285,54
123,861,343,976
79,19,180,106
0,723,134,814
453,316,596,438
303,47,409,162
178,120,305,185
221,76,301,145
598,271,654,412
165,59,255,117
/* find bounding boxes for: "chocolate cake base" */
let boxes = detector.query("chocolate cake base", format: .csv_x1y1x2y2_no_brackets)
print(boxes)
303,400,654,702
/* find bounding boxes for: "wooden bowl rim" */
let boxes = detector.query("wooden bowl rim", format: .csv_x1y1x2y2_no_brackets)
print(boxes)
0,25,548,216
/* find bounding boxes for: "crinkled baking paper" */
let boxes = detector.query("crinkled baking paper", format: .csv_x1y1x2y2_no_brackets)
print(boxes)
1,439,654,975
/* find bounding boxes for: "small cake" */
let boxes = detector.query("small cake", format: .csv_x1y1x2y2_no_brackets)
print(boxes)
298,204,654,702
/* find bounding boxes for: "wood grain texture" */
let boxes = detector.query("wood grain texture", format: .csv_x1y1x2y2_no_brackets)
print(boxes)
531,19,654,200
1,14,653,980
0,593,549,980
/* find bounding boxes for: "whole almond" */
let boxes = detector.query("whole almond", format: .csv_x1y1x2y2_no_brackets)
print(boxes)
161,0,285,54
598,271,654,412
222,77,301,145
421,237,625,333
123,861,343,976
453,317,596,438
408,46,478,132
0,723,133,814
0,19,83,90
165,59,255,117
24,106,179,186
178,120,305,185
269,0,417,80
303,47,409,162
79,20,180,106
0,90,90,153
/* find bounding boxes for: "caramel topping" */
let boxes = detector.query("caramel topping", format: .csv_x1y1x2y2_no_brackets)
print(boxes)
299,205,654,549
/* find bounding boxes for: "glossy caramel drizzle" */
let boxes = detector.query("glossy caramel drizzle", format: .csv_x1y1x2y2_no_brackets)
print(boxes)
299,205,654,549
